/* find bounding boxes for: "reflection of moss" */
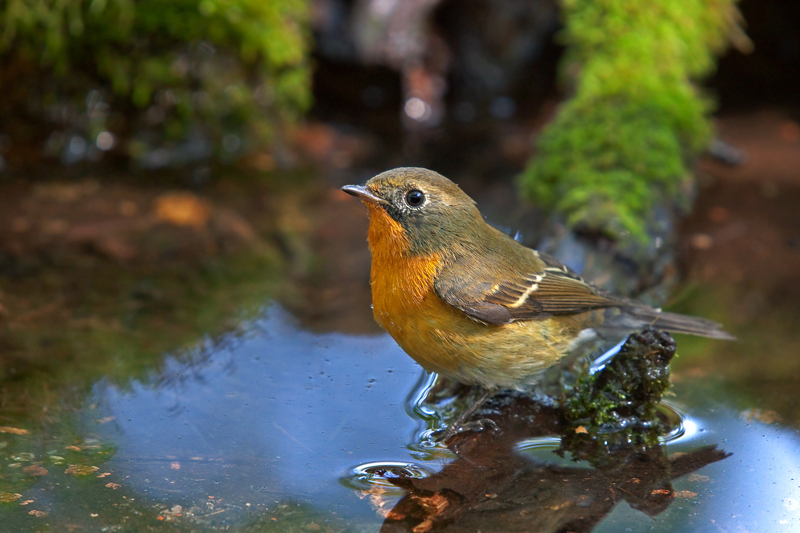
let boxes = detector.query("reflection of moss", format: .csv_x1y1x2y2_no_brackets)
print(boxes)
520,0,744,241
0,248,283,412
0,173,326,524
0,240,287,525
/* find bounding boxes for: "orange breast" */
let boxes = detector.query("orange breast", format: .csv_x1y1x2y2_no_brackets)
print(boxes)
365,204,462,374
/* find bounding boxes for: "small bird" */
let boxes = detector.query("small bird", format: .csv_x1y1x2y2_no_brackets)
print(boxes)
342,167,731,394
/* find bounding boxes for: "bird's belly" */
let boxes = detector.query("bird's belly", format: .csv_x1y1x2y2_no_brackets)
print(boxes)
373,288,576,388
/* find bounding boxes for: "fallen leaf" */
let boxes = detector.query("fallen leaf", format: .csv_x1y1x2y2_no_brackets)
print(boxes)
574,426,588,434
741,408,782,425
0,493,22,503
28,510,48,517
106,483,121,490
22,465,49,476
65,464,99,476
65,445,82,451
154,193,211,228
674,490,698,498
170,462,181,470
0,426,29,435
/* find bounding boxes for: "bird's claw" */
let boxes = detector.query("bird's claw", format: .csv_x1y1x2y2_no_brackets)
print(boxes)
433,417,502,443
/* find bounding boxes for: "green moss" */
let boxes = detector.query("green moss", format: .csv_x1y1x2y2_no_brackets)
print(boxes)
558,328,676,466
0,0,312,160
520,0,743,241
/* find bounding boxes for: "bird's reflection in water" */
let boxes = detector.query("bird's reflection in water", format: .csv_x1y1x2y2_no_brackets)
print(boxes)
381,394,728,533
377,328,731,532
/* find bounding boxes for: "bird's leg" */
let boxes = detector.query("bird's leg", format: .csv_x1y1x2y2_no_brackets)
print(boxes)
434,387,499,442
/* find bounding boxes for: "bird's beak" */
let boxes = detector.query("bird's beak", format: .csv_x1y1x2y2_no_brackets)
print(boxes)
341,185,388,205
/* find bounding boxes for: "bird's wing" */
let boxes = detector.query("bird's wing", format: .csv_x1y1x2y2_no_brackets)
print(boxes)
434,251,620,325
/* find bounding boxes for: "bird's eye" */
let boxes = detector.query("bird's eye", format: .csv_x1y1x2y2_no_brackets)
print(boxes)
405,189,425,207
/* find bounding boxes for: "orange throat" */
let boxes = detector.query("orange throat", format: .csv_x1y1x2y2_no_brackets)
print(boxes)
365,204,442,332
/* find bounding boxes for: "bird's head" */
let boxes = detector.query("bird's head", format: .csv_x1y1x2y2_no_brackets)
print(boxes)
342,167,483,255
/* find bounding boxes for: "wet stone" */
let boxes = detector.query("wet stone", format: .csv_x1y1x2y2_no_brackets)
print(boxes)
558,327,677,465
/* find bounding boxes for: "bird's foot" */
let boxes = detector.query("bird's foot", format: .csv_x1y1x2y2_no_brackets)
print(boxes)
433,417,501,443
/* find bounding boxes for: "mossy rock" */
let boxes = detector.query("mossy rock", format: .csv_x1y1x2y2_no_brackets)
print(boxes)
520,0,746,243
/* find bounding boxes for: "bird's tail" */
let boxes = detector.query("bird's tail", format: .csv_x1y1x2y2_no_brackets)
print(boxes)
624,306,735,340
